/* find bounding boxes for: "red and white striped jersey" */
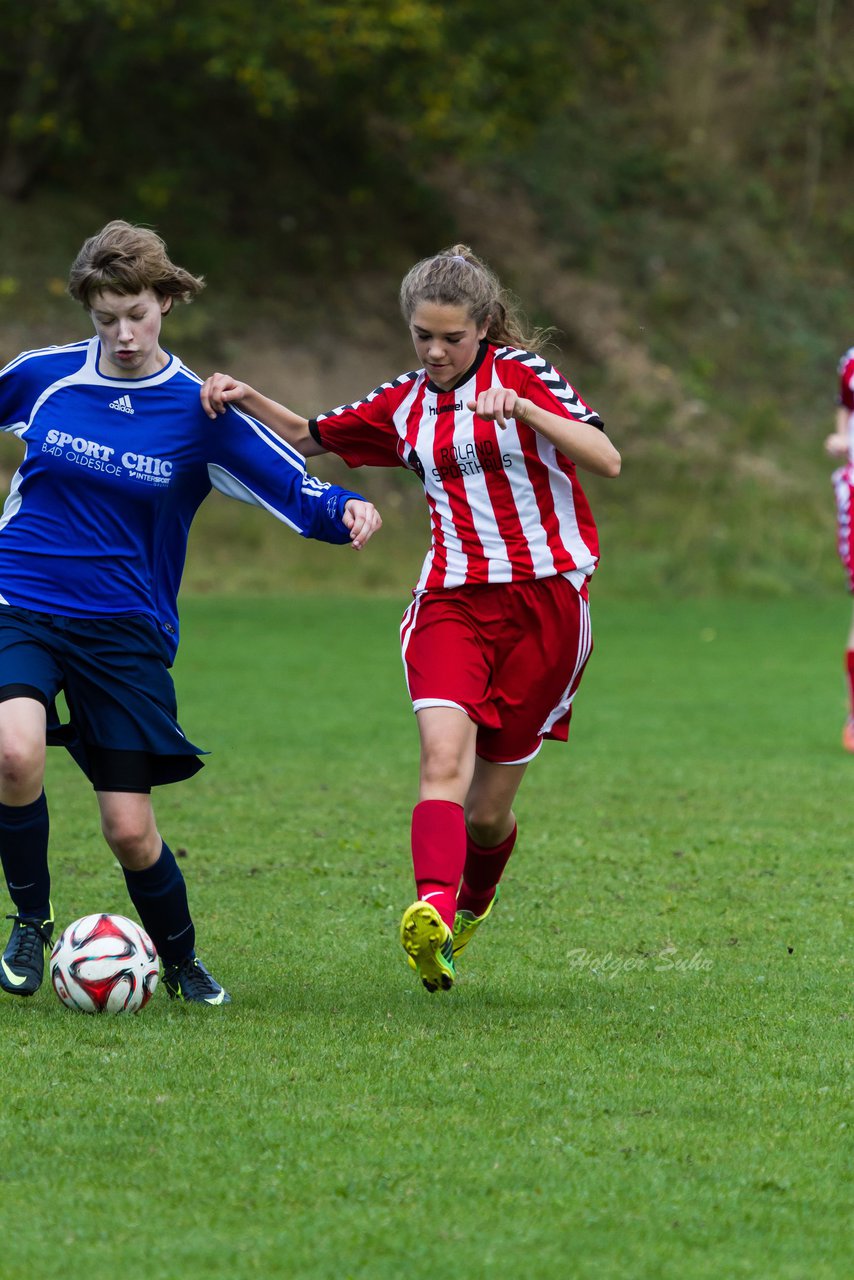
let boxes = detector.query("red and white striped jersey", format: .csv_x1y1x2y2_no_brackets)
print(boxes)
839,348,854,426
839,348,854,414
309,343,604,593
836,348,854,466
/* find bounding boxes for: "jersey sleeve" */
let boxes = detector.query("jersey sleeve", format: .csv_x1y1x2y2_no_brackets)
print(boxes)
496,349,604,430
527,363,603,428
0,351,51,432
0,344,91,434
206,405,364,544
309,376,416,469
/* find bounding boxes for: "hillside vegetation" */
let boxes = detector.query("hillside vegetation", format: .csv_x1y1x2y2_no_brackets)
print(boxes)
1,0,852,597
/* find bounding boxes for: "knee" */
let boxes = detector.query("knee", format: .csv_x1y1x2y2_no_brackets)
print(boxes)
465,811,506,848
101,814,158,869
0,741,44,802
421,742,468,789
465,798,514,848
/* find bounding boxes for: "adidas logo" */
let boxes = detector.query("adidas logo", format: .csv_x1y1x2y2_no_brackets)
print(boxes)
109,394,134,415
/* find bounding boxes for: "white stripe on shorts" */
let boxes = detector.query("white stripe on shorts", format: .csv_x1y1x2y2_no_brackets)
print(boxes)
538,591,592,737
399,594,423,702
411,697,469,717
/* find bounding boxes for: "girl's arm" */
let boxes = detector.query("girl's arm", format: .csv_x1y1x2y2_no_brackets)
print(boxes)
469,387,621,478
825,405,850,459
201,372,326,458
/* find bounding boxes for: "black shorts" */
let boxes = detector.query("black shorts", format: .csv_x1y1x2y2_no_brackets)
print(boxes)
0,607,205,790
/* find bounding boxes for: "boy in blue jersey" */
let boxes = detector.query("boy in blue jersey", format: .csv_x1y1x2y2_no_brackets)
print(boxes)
0,220,381,1005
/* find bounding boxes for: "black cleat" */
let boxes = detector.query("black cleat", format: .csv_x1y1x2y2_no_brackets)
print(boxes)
1,908,55,997
162,955,230,1005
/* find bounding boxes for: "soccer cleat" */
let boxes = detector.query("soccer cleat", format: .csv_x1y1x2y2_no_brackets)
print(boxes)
162,955,231,1005
0,907,54,997
452,885,500,958
843,719,854,753
400,900,456,992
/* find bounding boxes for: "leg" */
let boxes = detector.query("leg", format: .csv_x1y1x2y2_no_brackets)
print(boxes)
97,789,196,960
98,789,195,959
0,696,47,807
418,704,479,804
399,707,477,992
844,600,854,751
97,789,229,1005
465,756,528,849
832,468,854,748
413,705,478,922
0,695,51,913
97,789,162,870
98,786,230,1005
455,578,590,944
452,758,527,951
0,696,54,995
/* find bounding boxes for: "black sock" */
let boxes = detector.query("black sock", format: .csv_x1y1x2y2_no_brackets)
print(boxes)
122,842,195,966
0,791,51,920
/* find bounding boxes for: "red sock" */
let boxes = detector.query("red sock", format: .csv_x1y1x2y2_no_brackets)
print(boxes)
457,824,517,917
411,799,467,931
845,650,854,717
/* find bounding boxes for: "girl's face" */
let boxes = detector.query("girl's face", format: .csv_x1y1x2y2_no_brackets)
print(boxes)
89,288,171,379
409,301,489,390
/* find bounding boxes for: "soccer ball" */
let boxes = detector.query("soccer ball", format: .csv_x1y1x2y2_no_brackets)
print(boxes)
50,914,159,1014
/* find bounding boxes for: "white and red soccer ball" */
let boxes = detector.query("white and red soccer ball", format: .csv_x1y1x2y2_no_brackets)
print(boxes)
50,913,159,1014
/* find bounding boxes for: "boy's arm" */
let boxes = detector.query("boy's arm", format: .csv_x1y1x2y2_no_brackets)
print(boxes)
207,404,381,548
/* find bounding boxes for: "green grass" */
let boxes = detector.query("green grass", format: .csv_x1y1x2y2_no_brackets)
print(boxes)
0,592,850,1279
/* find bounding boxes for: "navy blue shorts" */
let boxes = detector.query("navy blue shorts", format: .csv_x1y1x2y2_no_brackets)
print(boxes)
0,607,205,790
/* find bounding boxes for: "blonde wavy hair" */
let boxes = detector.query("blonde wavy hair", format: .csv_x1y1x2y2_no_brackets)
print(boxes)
399,244,551,352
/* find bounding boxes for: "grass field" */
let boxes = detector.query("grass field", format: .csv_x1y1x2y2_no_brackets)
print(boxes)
0,592,850,1279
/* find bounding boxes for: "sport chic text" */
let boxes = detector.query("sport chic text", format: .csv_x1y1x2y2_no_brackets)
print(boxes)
43,430,172,484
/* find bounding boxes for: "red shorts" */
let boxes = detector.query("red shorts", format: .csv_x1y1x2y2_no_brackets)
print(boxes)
400,575,592,765
833,466,854,592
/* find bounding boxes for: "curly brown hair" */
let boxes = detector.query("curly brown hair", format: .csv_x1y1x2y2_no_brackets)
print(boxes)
67,220,205,310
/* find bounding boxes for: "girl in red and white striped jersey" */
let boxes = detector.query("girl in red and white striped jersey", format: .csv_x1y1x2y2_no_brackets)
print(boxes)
201,246,620,993
825,346,854,750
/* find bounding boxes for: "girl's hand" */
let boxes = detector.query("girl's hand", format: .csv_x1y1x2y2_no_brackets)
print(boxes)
201,372,249,419
468,388,530,430
471,387,620,477
343,500,383,549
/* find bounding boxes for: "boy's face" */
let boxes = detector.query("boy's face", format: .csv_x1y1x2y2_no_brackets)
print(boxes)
89,288,171,379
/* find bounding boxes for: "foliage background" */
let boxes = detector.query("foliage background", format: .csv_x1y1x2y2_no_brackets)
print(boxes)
1,0,853,598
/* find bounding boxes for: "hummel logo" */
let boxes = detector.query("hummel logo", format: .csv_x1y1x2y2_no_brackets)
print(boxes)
109,394,134,414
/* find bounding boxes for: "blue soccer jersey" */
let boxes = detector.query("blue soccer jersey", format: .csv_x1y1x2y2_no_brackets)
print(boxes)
0,338,362,657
